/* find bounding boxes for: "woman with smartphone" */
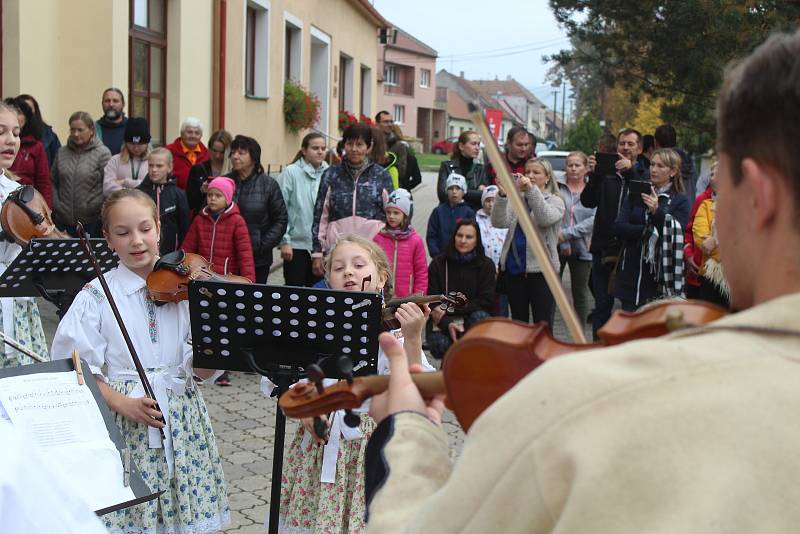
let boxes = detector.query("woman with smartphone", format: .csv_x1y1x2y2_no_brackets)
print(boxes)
612,148,690,310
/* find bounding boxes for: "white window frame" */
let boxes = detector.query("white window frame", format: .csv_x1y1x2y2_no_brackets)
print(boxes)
244,0,270,98
360,65,372,117
393,104,405,125
420,68,430,88
384,64,398,86
283,11,303,84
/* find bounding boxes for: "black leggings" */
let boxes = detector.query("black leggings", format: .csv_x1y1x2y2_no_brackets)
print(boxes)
506,272,555,326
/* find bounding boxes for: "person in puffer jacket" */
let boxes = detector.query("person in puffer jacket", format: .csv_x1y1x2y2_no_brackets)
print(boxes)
181,176,255,282
136,148,190,255
426,173,476,258
373,189,428,297
311,123,393,276
51,111,111,237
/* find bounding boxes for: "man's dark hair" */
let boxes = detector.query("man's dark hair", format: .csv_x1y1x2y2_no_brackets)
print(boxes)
102,87,126,106
617,128,642,145
597,132,617,154
342,123,374,147
643,134,655,152
654,124,677,148
718,29,800,196
230,135,264,175
505,125,529,146
375,110,391,123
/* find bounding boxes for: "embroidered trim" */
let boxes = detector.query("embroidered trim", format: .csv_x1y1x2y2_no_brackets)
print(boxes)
145,293,159,343
82,283,105,303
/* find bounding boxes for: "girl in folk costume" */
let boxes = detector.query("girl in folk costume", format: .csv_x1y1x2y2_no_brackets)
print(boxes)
263,234,434,534
0,102,48,367
373,188,428,297
51,189,230,533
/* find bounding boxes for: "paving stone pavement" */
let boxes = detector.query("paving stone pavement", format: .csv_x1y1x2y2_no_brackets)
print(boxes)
36,171,593,532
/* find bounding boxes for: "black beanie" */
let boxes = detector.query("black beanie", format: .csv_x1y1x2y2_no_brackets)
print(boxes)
124,117,151,144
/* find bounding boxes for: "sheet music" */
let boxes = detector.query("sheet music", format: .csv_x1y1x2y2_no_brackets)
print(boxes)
0,372,136,510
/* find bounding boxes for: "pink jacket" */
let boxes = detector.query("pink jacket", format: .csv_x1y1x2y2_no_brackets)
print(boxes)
374,227,428,298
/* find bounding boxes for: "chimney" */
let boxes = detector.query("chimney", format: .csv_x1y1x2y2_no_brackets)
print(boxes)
459,71,464,78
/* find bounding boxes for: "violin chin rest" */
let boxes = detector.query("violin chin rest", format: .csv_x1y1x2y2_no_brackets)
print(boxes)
154,249,186,271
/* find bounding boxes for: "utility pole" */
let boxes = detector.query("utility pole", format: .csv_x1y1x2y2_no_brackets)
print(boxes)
552,90,558,144
561,81,566,146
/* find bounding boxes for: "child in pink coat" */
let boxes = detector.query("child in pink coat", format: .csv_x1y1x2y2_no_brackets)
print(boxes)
373,189,428,297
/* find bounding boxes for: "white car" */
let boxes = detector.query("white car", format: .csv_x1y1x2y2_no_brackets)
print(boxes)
537,150,570,181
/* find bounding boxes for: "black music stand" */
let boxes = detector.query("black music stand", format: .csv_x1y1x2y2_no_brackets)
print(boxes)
188,282,383,534
0,238,116,315
0,357,161,515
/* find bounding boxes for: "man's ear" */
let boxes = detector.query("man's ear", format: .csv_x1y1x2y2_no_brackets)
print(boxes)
740,158,780,231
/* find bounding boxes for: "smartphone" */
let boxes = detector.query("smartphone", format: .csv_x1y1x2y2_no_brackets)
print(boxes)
595,153,620,176
628,179,653,208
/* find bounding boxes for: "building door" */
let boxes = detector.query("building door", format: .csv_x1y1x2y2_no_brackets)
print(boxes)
130,0,167,145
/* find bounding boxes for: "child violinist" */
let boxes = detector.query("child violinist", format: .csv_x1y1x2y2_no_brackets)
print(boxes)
0,101,48,367
264,234,434,534
51,189,230,533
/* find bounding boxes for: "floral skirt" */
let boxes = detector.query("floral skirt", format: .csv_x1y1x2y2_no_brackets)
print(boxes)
279,413,375,534
104,380,230,534
0,298,48,368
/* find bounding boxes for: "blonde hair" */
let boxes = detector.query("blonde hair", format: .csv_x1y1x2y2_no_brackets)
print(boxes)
651,148,685,193
526,157,560,195
566,151,589,167
324,234,393,299
148,146,173,166
120,141,152,164
101,189,158,233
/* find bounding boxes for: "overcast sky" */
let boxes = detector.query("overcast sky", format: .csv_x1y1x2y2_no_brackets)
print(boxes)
371,0,572,107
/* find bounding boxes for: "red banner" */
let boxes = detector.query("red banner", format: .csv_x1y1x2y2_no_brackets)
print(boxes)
485,109,503,141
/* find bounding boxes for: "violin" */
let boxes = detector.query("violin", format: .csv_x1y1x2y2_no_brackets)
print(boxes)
279,300,728,431
146,250,252,303
0,184,70,246
381,292,467,330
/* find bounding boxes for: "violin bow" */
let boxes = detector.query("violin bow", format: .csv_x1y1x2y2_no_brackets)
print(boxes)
76,222,167,435
0,331,47,363
469,103,587,343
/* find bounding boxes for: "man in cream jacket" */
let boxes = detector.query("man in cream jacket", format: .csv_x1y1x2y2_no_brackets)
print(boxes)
364,29,800,534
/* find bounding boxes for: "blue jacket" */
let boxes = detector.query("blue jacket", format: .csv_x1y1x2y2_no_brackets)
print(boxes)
612,190,690,307
426,202,476,258
311,160,393,255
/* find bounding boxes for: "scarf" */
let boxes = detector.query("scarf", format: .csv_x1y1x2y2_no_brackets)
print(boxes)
379,226,411,240
447,249,477,264
642,211,684,303
344,158,370,181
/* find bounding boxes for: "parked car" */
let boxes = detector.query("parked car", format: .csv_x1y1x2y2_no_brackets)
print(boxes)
432,136,459,155
538,150,570,181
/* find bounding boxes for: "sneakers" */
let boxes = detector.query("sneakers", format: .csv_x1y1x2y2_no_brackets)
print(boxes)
215,371,231,386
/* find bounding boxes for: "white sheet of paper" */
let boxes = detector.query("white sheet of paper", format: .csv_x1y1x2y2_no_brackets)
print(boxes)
0,372,137,511
0,371,108,446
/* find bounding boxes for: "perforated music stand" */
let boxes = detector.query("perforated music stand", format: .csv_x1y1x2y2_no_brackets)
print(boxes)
0,238,116,299
188,281,383,534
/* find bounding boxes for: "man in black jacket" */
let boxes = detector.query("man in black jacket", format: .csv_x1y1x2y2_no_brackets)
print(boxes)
580,129,642,338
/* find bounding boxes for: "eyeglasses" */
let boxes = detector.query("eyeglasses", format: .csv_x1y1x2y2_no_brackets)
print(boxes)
379,119,394,125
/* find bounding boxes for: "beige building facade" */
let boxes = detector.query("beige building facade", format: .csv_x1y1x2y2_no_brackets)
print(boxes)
2,0,387,165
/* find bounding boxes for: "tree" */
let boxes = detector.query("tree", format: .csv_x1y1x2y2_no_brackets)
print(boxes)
565,114,604,154
547,0,800,153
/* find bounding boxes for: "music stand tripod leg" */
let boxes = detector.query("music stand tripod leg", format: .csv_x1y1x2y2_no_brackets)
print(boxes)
244,350,292,534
